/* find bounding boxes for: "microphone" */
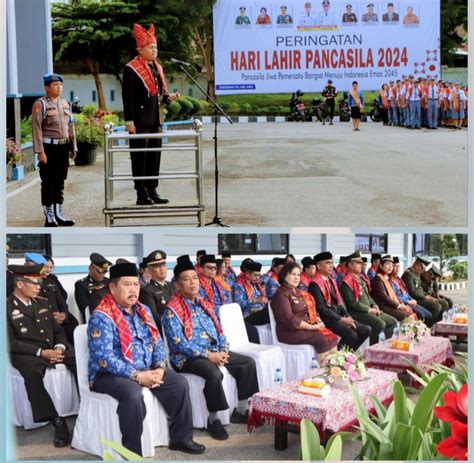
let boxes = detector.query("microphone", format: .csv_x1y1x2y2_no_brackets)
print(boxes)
171,58,192,66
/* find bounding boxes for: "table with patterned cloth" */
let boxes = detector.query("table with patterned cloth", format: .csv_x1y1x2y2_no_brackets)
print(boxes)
248,368,397,450
433,321,468,340
364,336,455,374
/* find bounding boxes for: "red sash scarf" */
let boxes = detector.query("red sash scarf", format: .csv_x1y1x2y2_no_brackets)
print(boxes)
299,271,311,289
167,293,222,340
300,290,338,341
360,272,371,292
126,56,167,97
95,293,159,363
341,273,361,300
379,90,389,109
215,276,231,292
390,274,408,294
374,273,400,304
452,90,460,113
235,273,266,300
313,273,342,307
198,272,225,306
267,271,279,283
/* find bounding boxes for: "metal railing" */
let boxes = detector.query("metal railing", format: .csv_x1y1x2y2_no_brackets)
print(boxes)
103,122,204,227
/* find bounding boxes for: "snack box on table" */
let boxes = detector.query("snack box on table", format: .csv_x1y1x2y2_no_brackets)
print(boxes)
298,378,331,397
391,339,413,351
452,313,468,324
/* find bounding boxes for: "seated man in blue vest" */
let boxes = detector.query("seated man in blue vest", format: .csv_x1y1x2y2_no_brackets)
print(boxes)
197,254,231,316
262,257,286,300
232,261,270,325
162,256,259,441
87,262,205,457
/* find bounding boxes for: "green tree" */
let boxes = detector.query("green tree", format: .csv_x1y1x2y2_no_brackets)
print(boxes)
431,234,460,270
52,0,139,110
440,0,468,64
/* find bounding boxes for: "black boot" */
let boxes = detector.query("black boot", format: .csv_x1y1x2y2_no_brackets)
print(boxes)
54,204,75,226
43,205,58,227
51,417,70,447
147,189,169,204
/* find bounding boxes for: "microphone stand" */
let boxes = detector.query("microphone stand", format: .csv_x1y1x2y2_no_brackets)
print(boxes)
176,63,233,227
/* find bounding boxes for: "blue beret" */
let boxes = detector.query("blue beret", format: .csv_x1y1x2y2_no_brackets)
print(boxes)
43,73,64,84
24,252,48,265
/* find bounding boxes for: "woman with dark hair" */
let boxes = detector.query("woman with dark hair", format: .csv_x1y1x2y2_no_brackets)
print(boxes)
215,258,232,301
271,263,338,355
370,255,416,321
348,81,364,131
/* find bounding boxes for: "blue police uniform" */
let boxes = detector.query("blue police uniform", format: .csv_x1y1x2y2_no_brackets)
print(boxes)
390,280,433,325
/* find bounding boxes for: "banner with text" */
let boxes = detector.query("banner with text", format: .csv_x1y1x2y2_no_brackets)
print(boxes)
213,1,440,94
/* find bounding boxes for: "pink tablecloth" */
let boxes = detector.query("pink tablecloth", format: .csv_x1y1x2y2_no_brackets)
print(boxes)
364,336,454,371
249,368,396,433
433,321,468,337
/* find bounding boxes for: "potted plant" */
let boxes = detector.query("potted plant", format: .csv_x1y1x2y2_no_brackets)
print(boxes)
6,138,25,180
74,114,104,166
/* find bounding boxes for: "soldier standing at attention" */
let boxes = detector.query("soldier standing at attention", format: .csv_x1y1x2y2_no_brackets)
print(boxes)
32,74,76,227
321,79,337,125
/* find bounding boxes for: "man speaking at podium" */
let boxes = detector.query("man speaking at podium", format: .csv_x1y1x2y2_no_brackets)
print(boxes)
122,23,180,206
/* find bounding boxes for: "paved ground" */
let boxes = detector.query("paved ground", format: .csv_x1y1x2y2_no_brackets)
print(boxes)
7,121,467,227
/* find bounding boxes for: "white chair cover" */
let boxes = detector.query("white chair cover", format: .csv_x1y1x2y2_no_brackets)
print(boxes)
162,331,238,429
71,325,169,458
268,302,315,381
255,324,273,345
10,363,80,430
219,303,286,390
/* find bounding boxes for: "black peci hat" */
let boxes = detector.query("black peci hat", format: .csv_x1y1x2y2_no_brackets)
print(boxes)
174,255,196,278
314,252,333,263
201,254,217,266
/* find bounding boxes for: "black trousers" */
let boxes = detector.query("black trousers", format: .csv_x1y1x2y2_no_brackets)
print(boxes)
245,322,260,344
245,306,270,325
380,108,389,125
177,351,259,413
38,143,70,206
59,314,79,346
130,125,162,198
324,319,371,351
92,369,193,456
324,100,335,121
11,352,77,423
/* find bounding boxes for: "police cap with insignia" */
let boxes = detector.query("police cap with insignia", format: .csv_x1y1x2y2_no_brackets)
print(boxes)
301,256,316,269
8,264,44,284
24,252,48,265
201,254,217,266
90,253,112,270
246,261,262,272
109,262,139,279
174,255,196,278
43,73,64,85
430,266,442,277
144,250,167,266
380,254,394,263
313,251,333,263
371,253,382,262
346,251,364,263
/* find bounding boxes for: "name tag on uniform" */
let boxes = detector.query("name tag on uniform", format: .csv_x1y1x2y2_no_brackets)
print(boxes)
38,308,49,314
12,309,21,315
12,314,24,320
291,296,300,304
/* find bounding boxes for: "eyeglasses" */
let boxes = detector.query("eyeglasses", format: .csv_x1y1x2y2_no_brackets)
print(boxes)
92,265,108,274
203,265,217,271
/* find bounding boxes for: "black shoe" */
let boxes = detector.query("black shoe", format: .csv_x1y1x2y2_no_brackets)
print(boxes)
148,191,169,204
206,419,228,440
169,439,206,454
136,197,154,206
329,121,333,125
51,417,70,448
230,409,249,424
44,218,58,227
54,204,75,226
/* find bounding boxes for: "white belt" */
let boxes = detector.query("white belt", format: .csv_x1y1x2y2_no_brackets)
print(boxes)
43,138,68,145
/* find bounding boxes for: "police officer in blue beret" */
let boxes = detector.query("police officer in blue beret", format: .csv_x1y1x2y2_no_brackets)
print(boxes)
32,74,77,227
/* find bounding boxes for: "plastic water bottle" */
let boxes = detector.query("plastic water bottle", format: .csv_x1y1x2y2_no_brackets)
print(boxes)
310,357,318,371
443,311,450,322
392,322,400,339
378,331,386,344
274,368,283,387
